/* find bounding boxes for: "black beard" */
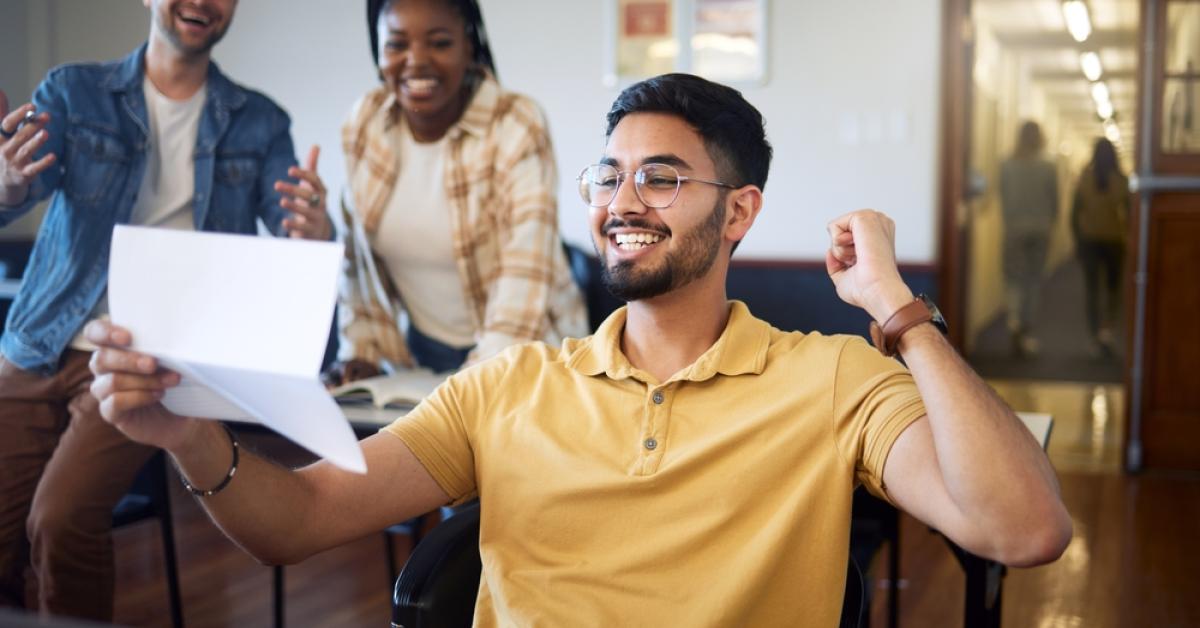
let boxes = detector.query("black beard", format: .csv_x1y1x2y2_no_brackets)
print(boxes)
601,258,674,301
599,196,726,302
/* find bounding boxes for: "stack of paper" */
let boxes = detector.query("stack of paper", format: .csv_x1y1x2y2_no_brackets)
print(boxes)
107,226,366,473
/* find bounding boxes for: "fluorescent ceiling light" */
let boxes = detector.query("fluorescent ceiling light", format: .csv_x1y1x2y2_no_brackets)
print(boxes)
1080,51,1103,81
1097,99,1114,120
1062,1,1092,43
1104,120,1121,143
1091,81,1111,104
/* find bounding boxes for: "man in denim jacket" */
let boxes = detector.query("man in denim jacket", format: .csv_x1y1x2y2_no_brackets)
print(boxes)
0,0,332,620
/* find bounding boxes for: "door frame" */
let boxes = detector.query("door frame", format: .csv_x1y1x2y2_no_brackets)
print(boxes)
937,0,973,350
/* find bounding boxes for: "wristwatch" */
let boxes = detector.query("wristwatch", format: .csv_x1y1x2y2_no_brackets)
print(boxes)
868,294,948,357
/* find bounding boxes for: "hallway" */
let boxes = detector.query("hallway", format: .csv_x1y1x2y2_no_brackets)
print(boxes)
969,256,1125,383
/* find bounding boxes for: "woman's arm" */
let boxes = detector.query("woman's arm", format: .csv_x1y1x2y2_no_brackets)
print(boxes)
467,98,565,362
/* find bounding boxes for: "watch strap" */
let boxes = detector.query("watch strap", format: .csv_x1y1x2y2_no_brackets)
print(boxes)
869,298,933,357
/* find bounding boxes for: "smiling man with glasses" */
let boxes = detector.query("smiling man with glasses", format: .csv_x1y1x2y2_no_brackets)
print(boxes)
85,73,1071,627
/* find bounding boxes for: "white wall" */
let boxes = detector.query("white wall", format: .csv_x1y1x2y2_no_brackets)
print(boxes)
486,0,943,261
0,1,31,103
0,0,42,240
211,1,377,216
7,0,945,263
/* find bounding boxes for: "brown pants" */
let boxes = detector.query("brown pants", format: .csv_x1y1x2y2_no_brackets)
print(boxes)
0,349,153,621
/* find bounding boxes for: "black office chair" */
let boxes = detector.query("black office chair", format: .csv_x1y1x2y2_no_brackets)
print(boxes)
391,501,481,628
383,515,430,587
391,501,866,628
111,451,184,628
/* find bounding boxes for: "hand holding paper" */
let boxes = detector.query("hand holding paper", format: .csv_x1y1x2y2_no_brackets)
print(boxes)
87,321,193,452
105,226,366,473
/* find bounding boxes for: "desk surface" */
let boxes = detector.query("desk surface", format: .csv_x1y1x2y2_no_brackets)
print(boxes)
345,404,1054,448
342,403,411,432
1016,412,1053,449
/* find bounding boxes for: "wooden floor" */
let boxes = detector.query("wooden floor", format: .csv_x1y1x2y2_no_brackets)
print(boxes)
93,380,1200,627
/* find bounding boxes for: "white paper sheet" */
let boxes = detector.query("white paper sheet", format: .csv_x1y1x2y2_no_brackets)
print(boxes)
108,226,366,473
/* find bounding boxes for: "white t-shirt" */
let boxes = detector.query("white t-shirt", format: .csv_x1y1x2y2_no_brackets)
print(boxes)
370,125,475,348
69,77,205,350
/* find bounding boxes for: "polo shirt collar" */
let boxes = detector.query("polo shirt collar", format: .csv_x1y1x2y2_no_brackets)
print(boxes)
567,301,771,383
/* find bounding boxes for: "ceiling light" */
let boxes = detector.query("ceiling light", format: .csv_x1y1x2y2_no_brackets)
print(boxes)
1062,1,1092,43
1097,99,1114,120
1104,120,1121,143
1091,81,1111,104
1080,51,1103,81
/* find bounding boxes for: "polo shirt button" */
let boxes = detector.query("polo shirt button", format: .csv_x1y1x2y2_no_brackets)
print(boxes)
644,438,658,450
652,390,664,404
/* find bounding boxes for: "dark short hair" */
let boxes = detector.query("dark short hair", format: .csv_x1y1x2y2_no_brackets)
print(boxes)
605,73,772,190
1013,120,1043,159
367,0,497,78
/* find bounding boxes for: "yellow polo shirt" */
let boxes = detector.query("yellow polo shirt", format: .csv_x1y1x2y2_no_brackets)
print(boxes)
384,301,925,627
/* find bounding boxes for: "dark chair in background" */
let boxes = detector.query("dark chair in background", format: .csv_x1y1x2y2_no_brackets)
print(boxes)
842,552,867,628
390,501,865,628
111,451,184,628
562,242,622,332
850,490,901,628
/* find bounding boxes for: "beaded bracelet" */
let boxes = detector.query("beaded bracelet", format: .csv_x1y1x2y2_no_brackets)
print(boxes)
179,423,239,498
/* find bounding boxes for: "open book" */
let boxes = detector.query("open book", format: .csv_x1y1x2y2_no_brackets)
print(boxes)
331,369,450,409
108,226,366,473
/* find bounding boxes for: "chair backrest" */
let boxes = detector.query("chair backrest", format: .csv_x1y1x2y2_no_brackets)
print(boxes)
392,502,868,628
841,555,866,628
391,501,482,628
561,242,622,332
112,450,169,528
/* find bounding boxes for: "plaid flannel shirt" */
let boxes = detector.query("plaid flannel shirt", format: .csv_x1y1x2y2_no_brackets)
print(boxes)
337,74,588,369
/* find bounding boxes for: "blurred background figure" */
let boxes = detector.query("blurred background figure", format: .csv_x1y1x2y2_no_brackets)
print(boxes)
999,120,1058,357
1071,137,1128,358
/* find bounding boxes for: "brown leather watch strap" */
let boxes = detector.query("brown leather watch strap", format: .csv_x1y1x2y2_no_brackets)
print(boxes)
868,298,933,357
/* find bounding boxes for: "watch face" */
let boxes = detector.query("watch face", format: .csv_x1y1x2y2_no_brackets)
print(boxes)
918,293,948,333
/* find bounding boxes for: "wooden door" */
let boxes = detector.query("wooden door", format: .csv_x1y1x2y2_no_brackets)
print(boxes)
1127,0,1200,471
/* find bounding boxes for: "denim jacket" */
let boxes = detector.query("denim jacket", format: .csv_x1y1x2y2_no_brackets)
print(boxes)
0,45,297,374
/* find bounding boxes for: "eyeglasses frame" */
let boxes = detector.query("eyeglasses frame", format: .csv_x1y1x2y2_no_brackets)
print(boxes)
577,162,737,209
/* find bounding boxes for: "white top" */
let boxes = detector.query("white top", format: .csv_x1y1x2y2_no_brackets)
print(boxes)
69,78,205,350
370,125,475,349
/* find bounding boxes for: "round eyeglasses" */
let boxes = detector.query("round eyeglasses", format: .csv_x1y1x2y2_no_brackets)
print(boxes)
577,163,736,209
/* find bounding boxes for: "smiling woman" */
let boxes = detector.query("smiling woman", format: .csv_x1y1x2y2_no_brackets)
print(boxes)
326,0,588,384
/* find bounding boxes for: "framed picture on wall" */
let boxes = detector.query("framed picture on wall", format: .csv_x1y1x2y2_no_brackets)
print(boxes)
616,0,677,79
605,0,768,86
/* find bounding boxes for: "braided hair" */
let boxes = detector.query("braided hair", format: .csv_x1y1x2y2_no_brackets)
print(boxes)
366,0,497,79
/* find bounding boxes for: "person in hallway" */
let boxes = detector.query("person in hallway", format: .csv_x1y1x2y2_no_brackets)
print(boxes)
324,0,586,382
1070,137,1128,357
87,73,1071,627
999,120,1059,357
0,0,333,620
